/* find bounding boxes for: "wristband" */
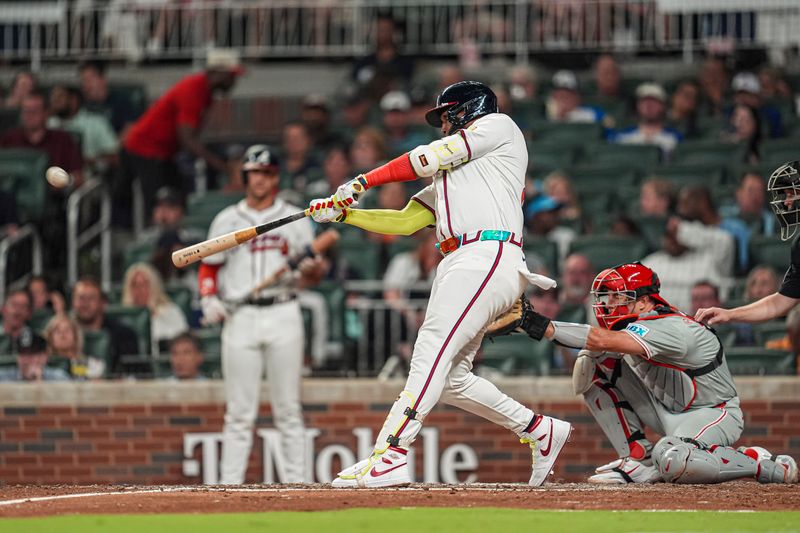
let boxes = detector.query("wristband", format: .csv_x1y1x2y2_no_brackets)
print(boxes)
520,310,551,341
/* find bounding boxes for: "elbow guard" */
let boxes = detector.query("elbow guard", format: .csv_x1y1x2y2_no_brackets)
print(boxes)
550,321,591,349
409,134,470,177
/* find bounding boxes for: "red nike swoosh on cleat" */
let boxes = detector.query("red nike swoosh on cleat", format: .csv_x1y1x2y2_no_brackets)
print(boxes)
538,420,554,456
370,463,407,477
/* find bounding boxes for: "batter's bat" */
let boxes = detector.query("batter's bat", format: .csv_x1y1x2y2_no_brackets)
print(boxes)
172,208,310,268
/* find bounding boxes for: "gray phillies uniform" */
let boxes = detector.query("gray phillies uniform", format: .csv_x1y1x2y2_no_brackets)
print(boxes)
585,311,742,459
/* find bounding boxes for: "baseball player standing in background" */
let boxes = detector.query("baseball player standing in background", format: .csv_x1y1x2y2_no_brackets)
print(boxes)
696,161,800,326
498,261,798,484
198,145,323,484
309,81,572,488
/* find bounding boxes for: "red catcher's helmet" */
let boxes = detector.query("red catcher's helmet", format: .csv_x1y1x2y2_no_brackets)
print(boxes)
590,262,669,329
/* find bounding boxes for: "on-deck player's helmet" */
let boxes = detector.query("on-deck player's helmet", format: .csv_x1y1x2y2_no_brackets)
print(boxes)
590,262,670,329
425,81,498,134
241,144,279,184
767,160,800,241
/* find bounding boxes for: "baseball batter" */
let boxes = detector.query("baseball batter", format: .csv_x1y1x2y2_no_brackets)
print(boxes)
199,145,321,484
309,81,572,488
505,261,797,484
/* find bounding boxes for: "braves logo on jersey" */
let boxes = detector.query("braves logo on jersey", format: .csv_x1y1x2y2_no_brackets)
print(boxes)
249,234,289,255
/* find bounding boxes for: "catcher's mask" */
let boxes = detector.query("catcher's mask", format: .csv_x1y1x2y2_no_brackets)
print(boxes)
425,81,498,135
591,262,669,329
767,161,800,241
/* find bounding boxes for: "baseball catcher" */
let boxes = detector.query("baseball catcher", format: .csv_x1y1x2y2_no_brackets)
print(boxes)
488,261,798,484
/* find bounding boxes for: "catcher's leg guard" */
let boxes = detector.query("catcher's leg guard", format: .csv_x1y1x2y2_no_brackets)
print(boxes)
372,391,422,454
653,436,764,483
583,359,651,460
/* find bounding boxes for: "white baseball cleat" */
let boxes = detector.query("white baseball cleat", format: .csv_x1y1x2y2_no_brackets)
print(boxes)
520,415,573,486
588,457,661,484
738,446,798,483
331,446,412,488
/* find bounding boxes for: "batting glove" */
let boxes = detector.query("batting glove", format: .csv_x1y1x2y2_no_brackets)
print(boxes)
201,295,228,324
308,197,346,223
332,175,367,208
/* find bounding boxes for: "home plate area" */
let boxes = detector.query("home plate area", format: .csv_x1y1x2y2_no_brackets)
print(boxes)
1,482,799,517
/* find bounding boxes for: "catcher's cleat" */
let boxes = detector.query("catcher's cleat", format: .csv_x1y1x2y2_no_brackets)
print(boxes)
331,446,411,488
520,415,573,486
738,446,799,483
588,457,661,484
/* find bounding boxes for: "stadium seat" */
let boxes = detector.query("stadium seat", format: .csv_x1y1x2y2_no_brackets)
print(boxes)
556,303,587,324
752,321,788,345
569,165,639,188
387,237,417,260
0,148,49,222
0,333,11,355
335,235,381,279
105,305,152,355
578,144,662,171
633,216,668,250
725,346,795,375
28,308,54,335
648,163,726,187
480,335,551,376
531,122,604,148
568,236,649,271
761,138,800,167
123,240,157,271
165,284,193,323
313,281,346,343
749,236,789,272
187,191,244,219
528,143,576,176
671,141,746,168
522,238,559,276
83,329,112,376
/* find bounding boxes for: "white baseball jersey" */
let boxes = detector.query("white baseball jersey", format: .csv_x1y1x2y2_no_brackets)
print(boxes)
411,113,528,241
203,198,314,302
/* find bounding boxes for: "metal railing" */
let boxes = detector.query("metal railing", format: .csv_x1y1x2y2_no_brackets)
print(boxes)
0,224,42,303
67,179,112,293
1,1,798,66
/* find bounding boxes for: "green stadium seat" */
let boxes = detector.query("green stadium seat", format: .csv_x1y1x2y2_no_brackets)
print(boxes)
752,321,788,345
671,141,746,168
725,347,795,375
578,144,662,171
556,303,587,324
522,237,558,276
761,138,800,167
648,163,726,187
109,83,147,120
749,236,790,272
193,326,222,377
569,165,639,188
633,216,667,249
480,335,551,376
532,122,604,148
28,309,54,335
83,329,112,376
569,236,649,271
123,240,157,271
528,143,576,176
0,148,49,222
165,284,193,323
336,235,381,279
387,237,417,260
313,281,346,343
187,191,244,218
104,305,152,355
0,354,16,367
0,333,11,355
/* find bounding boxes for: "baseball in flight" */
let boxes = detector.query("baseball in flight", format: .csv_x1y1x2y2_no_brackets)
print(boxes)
45,166,71,189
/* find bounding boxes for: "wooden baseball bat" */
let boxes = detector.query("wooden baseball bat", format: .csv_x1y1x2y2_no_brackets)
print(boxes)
172,208,310,268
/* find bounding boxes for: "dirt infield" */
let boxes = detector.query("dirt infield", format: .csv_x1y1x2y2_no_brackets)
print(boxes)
1,482,799,517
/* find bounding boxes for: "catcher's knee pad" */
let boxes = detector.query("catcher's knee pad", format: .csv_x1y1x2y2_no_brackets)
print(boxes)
653,436,758,484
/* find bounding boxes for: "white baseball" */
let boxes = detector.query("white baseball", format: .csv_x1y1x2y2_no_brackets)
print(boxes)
45,166,70,189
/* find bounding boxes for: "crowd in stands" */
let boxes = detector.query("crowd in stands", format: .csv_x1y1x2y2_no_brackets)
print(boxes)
0,14,799,378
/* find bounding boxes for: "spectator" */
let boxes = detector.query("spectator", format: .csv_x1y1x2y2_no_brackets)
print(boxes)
0,332,69,382
545,70,605,124
592,54,622,99
690,280,722,317
721,104,762,164
380,91,433,157
720,172,775,236
351,14,414,99
44,313,105,380
542,171,581,225
306,145,352,198
121,49,244,226
408,85,432,127
608,83,682,160
676,185,742,274
121,262,188,350
71,277,138,376
27,276,66,315
560,253,596,325
437,65,464,91
508,64,538,102
525,194,575,264
79,60,143,134
335,84,373,141
639,177,675,217
728,72,783,138
642,215,733,312
350,126,387,174
698,57,729,116
3,70,37,109
281,121,322,193
0,190,18,237
1,289,43,347
299,94,340,152
745,266,780,303
758,66,793,103
666,79,701,138
168,332,206,381
48,84,119,176
150,186,186,235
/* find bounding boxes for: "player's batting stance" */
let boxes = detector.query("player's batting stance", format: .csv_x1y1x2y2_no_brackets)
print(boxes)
309,81,572,488
489,261,798,484
198,145,324,484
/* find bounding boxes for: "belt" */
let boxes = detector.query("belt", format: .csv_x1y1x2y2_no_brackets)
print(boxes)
243,293,296,307
436,230,523,256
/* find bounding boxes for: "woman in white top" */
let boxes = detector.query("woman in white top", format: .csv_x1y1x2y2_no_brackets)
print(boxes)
122,262,189,348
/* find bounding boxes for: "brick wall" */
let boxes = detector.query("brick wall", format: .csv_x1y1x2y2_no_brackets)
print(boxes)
2,392,799,485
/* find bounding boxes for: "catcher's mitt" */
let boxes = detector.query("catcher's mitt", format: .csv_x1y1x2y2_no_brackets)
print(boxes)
485,293,551,340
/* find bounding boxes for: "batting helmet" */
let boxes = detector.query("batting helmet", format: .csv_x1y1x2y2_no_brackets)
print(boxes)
241,144,279,184
590,262,669,329
767,160,800,241
425,81,498,134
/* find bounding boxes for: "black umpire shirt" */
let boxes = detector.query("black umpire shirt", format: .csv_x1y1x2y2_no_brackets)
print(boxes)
779,234,800,298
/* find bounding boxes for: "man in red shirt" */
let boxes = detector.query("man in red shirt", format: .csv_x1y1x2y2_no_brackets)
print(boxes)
120,49,244,228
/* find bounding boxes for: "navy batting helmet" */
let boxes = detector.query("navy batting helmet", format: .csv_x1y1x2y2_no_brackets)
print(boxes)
425,81,498,134
241,144,279,184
